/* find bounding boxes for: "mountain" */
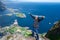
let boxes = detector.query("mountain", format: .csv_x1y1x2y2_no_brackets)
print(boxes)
0,1,6,11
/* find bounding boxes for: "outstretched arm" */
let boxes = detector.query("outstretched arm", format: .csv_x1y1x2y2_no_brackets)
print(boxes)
38,16,45,22
29,13,35,19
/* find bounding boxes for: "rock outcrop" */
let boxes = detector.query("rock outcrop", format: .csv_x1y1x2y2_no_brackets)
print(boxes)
45,20,60,40
0,1,6,11
0,19,49,40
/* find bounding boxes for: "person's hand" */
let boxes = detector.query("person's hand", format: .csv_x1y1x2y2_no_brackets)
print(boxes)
28,12,31,15
42,16,45,18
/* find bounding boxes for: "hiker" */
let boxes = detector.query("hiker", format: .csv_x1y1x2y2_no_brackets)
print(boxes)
29,13,45,40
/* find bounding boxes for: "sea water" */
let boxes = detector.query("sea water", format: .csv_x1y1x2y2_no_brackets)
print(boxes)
0,2,60,33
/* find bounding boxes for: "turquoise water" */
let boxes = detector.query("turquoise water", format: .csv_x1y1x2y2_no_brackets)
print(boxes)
0,2,60,33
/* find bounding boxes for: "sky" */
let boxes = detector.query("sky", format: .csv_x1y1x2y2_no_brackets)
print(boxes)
3,0,60,2
8,0,60,2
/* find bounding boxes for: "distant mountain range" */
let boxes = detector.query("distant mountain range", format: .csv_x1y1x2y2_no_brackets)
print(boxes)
0,1,6,11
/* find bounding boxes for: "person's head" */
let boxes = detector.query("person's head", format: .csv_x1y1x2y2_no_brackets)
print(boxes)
35,16,38,20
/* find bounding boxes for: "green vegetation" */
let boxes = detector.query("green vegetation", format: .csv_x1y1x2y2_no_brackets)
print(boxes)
16,13,26,18
1,26,32,37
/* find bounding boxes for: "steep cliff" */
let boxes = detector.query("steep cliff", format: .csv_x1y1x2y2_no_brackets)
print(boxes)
45,20,60,40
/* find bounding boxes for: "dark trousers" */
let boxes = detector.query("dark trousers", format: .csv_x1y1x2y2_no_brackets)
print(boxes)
32,28,39,40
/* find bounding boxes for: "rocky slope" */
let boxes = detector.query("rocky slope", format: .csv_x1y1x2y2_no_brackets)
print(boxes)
0,25,49,40
45,20,60,40
0,20,49,40
0,24,34,40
